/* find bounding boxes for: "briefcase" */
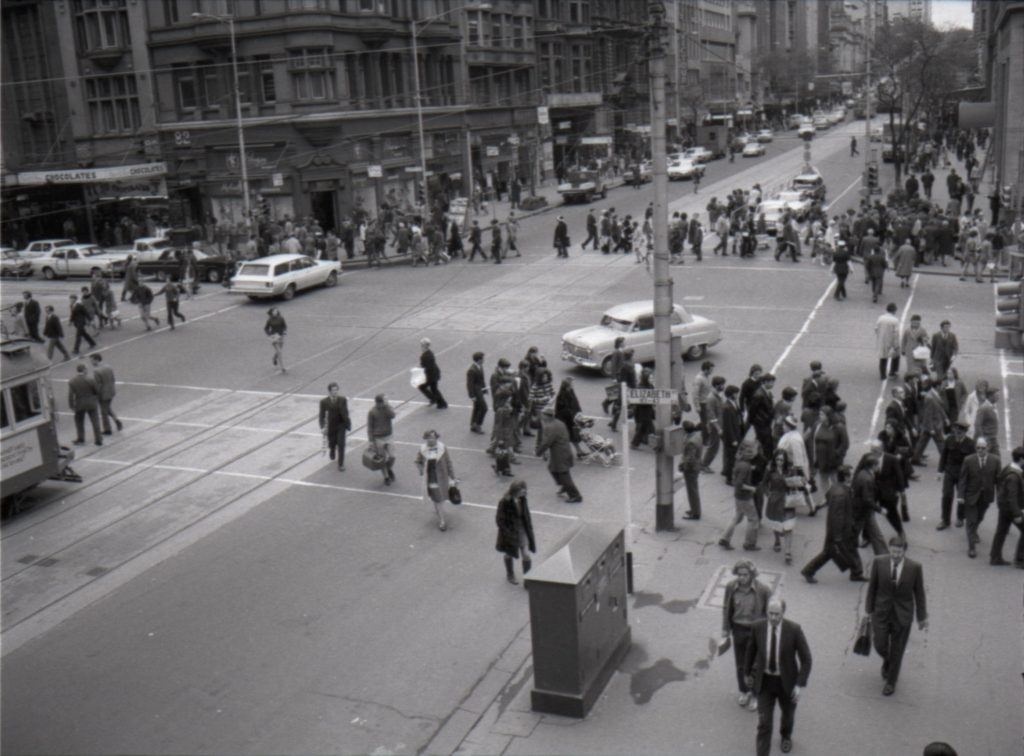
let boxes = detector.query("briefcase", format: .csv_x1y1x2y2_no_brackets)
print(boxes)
362,447,387,471
853,615,872,656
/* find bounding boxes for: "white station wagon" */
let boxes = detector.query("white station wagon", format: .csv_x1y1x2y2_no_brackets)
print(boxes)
562,301,722,375
229,254,340,300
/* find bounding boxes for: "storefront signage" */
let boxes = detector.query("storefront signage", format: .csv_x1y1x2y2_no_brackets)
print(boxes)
272,172,284,187
89,178,168,201
226,152,276,172
580,136,613,145
557,121,572,130
367,165,383,178
15,162,168,187
485,146,500,157
508,135,520,146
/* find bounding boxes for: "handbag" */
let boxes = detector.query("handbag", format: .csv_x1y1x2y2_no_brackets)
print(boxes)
448,483,462,505
853,615,872,656
409,366,427,389
912,344,931,361
362,446,385,470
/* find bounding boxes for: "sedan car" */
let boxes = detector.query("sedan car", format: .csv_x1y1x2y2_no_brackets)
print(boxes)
228,254,340,300
683,147,714,164
776,190,813,219
561,301,722,375
756,200,789,235
742,142,766,157
1,248,33,278
18,239,75,258
797,122,817,139
756,129,774,143
667,158,704,180
791,170,827,201
30,244,126,279
138,248,234,284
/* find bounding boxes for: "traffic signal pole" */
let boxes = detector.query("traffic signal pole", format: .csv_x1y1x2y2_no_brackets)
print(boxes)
863,0,874,199
648,3,676,532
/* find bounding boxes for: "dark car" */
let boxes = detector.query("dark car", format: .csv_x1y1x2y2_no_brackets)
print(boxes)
138,248,233,284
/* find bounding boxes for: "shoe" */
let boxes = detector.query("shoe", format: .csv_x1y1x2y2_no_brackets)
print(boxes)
384,477,391,486
507,574,519,585
807,505,818,517
115,419,123,431
338,465,345,472
566,496,583,504
882,683,895,696
773,542,782,552
737,692,751,708
955,519,964,528
439,521,447,532
781,738,792,753
682,512,700,520
990,557,1010,566
470,426,485,435
701,466,714,474
718,539,734,550
95,440,103,446
522,432,534,437
968,547,976,558
850,575,869,582
911,460,927,467
73,439,85,446
742,544,761,552
802,572,818,584
785,554,792,565
936,522,950,531
102,430,112,436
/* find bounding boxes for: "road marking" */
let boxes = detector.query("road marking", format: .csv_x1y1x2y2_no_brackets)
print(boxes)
867,273,919,440
770,278,837,374
998,349,1014,453
824,174,864,212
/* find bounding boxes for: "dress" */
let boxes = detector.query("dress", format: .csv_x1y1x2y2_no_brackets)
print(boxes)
415,442,454,504
764,469,800,533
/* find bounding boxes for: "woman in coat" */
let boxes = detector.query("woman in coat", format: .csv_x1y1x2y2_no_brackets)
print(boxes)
495,479,536,585
529,357,556,427
762,449,802,564
490,390,519,461
264,307,287,373
812,406,843,507
942,367,968,423
554,377,585,456
894,239,916,288
415,429,457,532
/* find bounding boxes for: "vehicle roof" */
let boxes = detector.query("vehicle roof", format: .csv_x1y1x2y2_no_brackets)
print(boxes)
793,172,823,181
760,200,788,209
239,254,315,264
1,339,52,380
135,236,170,244
27,238,73,244
53,243,104,251
603,301,687,319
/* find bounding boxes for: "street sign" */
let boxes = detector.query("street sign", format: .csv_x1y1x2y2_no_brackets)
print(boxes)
486,146,499,157
537,106,549,125
626,388,675,405
367,164,382,178
272,172,283,187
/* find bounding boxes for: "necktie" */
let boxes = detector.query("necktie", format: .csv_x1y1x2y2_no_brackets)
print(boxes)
892,560,900,586
768,626,778,674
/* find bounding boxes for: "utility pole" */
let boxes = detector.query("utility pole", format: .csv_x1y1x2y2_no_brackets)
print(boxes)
649,2,676,532
863,0,874,201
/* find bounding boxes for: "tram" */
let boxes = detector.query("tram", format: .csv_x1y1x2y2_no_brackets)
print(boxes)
0,338,80,517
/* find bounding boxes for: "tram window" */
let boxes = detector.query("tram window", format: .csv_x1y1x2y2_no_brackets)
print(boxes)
10,381,42,424
0,394,8,429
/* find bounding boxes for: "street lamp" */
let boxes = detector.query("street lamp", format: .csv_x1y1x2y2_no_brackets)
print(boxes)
411,3,490,215
192,12,251,232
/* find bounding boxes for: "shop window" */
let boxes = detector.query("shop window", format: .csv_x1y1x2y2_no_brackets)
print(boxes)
73,0,129,53
85,75,141,134
289,48,335,102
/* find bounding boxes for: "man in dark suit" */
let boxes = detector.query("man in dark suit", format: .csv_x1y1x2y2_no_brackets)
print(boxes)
937,421,974,530
68,363,102,446
535,405,582,502
721,385,743,485
991,446,1024,567
22,291,42,342
958,437,1001,558
865,536,928,695
318,382,351,470
553,216,570,258
68,293,96,355
744,597,812,755
747,373,776,456
929,320,959,379
466,351,488,434
418,338,447,409
89,353,122,435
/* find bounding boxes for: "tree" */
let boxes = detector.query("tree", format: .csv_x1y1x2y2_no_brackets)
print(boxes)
754,49,816,111
872,19,975,182
677,77,706,133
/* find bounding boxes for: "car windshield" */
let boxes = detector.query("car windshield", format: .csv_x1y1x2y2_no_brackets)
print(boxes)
600,315,634,332
238,263,271,277
778,192,804,202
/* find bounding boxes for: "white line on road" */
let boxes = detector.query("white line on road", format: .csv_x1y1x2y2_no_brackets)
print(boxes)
770,278,837,375
825,174,864,212
867,273,919,441
998,349,1014,453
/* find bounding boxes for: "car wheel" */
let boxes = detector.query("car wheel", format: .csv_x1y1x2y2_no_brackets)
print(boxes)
42,267,56,280
323,270,338,287
206,268,222,284
155,270,168,282
601,356,615,377
685,344,706,360
282,283,296,301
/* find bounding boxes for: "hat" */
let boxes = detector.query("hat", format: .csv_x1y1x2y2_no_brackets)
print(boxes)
954,420,969,430
783,415,799,429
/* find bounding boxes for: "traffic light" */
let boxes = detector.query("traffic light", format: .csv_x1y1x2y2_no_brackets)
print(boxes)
995,281,1024,351
866,163,879,191
258,195,270,220
1000,184,1013,211
416,185,425,207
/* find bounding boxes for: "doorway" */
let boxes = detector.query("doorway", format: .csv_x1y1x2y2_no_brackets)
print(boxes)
310,190,337,232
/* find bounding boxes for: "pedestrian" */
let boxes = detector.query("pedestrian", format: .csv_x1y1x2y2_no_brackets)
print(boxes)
466,351,488,434
864,245,888,303
121,254,139,302
721,560,772,712
554,377,585,457
764,449,803,564
692,169,701,194
852,453,888,556
535,405,583,503
68,363,103,447
865,536,928,696
319,382,351,471
694,360,714,440
89,353,123,436
581,209,598,251
929,320,959,380
467,220,485,261
264,307,287,373
973,389,1000,458
495,479,536,585
132,282,160,331
703,376,725,471
875,303,900,380
679,420,704,520
991,446,1024,567
489,218,503,264
415,429,457,532
722,385,743,485
743,597,812,756
894,238,915,288
22,291,42,342
747,374,777,457
937,420,973,530
42,305,70,361
801,466,867,583
418,338,448,409
505,211,521,258
850,135,859,156
553,215,570,258
367,393,397,485
529,356,556,425
608,348,636,433
66,294,96,356
958,437,1000,558
156,278,187,330
719,440,761,551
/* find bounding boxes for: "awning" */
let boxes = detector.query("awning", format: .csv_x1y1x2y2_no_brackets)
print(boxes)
12,162,167,188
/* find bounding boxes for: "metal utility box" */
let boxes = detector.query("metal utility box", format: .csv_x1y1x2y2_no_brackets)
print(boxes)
525,522,631,718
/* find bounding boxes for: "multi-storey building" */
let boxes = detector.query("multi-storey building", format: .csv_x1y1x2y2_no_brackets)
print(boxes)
885,0,932,25
753,0,824,108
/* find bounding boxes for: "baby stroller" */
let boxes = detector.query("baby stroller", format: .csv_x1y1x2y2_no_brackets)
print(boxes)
574,413,619,467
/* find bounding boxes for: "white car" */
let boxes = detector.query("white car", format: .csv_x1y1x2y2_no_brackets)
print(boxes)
229,254,340,300
797,121,817,138
667,158,704,180
106,237,173,263
812,114,830,130
684,147,714,164
756,129,774,143
18,239,75,258
776,190,812,218
30,244,126,279
756,200,789,235
742,142,766,157
562,301,722,374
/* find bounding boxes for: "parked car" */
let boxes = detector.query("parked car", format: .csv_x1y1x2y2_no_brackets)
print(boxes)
791,169,827,201
797,121,817,139
228,254,340,300
812,114,830,130
138,248,234,284
756,200,789,235
667,158,704,180
788,114,809,129
29,244,126,280
627,161,653,185
683,147,714,164
561,300,722,375
107,236,173,263
18,239,75,258
776,190,813,219
1,248,33,278
756,129,774,143
558,169,607,203
742,142,766,157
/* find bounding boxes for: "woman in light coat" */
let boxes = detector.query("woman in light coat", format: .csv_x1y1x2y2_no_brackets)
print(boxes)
415,429,457,532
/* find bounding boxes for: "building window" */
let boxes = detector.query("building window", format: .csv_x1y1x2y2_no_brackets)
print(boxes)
568,1,589,24
287,0,336,9
197,0,230,14
289,48,335,101
174,66,198,111
255,56,277,103
163,0,181,24
85,74,141,134
570,43,591,92
73,0,129,52
467,11,481,46
357,0,386,12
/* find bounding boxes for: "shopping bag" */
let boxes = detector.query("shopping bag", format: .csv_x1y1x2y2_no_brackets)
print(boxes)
362,447,385,471
409,366,427,389
853,615,872,656
448,483,463,505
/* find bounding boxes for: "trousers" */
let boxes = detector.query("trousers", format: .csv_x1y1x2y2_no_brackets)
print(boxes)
873,615,912,686
74,407,102,444
756,675,796,756
990,511,1024,563
551,469,580,500
470,396,488,429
